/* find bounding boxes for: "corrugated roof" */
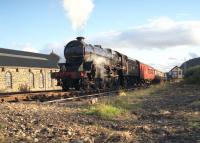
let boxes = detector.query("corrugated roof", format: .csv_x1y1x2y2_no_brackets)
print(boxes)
0,48,60,68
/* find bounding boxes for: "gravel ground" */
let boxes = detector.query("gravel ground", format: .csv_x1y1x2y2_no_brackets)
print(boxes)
0,83,200,143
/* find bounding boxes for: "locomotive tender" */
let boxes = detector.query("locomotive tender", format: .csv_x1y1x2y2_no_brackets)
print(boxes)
52,37,164,91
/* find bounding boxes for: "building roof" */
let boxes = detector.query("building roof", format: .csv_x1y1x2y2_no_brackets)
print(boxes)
170,66,182,72
0,48,60,68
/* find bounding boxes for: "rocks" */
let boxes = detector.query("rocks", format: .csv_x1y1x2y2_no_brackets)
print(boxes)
142,125,151,132
39,128,49,134
0,83,200,143
83,137,94,143
69,140,83,143
34,138,39,142
31,119,39,125
89,98,98,104
67,130,72,136
20,124,26,130
162,110,171,115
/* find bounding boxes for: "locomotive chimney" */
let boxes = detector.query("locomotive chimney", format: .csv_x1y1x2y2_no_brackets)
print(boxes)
76,37,85,42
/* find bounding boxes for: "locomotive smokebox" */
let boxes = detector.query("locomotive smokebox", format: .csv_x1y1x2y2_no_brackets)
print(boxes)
76,37,85,42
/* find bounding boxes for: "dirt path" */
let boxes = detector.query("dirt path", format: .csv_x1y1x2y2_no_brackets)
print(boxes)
0,83,199,143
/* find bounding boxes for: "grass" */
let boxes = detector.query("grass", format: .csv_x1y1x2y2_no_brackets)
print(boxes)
85,103,124,119
0,123,6,129
84,83,168,119
190,100,200,106
189,121,200,129
188,114,200,129
186,99,200,129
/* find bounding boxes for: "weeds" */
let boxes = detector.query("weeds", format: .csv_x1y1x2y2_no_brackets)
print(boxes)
84,83,168,119
85,103,123,119
0,123,6,129
188,114,200,129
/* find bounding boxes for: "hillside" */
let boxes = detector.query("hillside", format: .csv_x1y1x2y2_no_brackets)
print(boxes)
180,57,200,72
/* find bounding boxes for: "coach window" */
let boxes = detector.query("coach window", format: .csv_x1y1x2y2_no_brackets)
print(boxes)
5,72,12,88
148,69,153,74
29,72,34,88
39,73,44,88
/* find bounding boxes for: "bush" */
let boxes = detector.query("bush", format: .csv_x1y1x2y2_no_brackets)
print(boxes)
184,66,200,84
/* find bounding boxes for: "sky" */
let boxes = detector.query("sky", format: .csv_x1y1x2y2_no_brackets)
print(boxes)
0,0,200,72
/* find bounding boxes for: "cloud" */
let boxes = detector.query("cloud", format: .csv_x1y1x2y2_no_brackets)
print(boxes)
168,57,177,61
188,52,199,59
40,18,200,72
22,47,39,53
42,42,66,62
89,17,200,49
9,42,39,53
63,0,95,30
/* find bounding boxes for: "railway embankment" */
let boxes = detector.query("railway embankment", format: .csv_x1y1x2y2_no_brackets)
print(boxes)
0,83,200,143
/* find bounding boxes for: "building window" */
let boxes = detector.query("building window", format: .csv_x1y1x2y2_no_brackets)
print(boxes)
5,72,12,88
29,72,34,88
172,71,178,78
179,71,182,75
39,73,44,88
48,72,53,88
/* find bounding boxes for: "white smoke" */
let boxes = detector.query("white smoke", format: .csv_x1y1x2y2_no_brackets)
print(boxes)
63,0,95,30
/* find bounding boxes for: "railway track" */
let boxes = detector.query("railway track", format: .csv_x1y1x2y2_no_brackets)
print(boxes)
46,87,141,104
0,87,139,103
45,89,122,104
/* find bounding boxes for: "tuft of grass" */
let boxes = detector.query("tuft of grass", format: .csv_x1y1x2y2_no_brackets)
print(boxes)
190,100,200,106
0,123,6,129
189,121,200,129
85,103,123,119
188,116,200,129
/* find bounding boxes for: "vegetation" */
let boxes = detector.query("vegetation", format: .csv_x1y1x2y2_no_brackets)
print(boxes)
85,103,124,119
84,84,167,119
184,66,200,84
186,112,200,129
0,123,6,129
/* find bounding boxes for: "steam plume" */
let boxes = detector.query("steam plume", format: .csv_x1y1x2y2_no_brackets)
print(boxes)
63,0,94,30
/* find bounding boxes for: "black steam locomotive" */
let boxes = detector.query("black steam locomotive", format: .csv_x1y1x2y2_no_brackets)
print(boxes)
52,37,161,91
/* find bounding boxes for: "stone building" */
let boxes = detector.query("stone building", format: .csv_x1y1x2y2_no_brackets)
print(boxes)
0,48,61,93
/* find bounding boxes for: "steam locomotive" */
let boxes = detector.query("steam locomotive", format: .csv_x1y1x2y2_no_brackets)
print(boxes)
52,37,164,91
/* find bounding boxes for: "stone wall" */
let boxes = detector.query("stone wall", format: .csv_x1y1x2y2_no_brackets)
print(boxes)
0,66,61,93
